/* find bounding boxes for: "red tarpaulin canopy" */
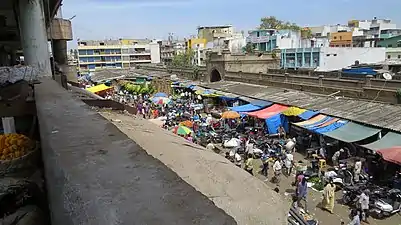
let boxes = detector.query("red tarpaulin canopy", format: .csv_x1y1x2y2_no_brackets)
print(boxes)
246,104,289,119
377,146,401,165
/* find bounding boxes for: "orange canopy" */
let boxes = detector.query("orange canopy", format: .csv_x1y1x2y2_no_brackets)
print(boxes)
246,104,289,119
294,114,327,126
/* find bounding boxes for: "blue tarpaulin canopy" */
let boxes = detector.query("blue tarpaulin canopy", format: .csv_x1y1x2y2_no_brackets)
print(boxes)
298,110,320,120
315,120,349,134
229,104,261,112
265,113,289,134
250,100,273,108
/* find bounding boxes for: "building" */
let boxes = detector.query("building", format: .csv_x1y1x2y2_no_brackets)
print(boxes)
385,48,401,60
160,40,185,64
281,47,386,71
378,35,401,48
349,18,401,47
197,25,233,43
212,32,246,53
330,31,353,47
247,29,301,52
77,39,160,73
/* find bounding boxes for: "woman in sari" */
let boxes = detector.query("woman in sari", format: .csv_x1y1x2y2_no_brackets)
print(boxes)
321,180,336,214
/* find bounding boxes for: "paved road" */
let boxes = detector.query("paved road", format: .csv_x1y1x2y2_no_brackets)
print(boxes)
100,111,288,225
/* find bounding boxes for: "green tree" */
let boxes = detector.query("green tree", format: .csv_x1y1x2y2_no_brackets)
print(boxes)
243,42,255,53
260,16,300,31
172,50,195,67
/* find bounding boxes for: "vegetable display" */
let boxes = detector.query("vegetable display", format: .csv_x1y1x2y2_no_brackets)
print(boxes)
0,134,35,161
123,82,156,95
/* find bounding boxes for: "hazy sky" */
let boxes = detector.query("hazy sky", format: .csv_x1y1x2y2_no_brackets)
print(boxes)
62,0,401,48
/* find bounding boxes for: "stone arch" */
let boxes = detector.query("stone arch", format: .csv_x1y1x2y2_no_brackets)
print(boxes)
210,69,222,83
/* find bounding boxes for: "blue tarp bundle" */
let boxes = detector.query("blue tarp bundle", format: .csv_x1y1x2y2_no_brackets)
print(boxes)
298,110,320,120
219,96,238,101
265,113,289,134
315,120,348,134
250,100,273,108
187,84,196,89
229,104,261,112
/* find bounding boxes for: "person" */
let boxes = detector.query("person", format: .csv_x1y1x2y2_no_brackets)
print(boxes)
296,177,308,212
354,158,362,182
284,152,294,176
261,153,269,178
358,190,369,223
234,153,242,167
321,180,336,214
244,154,254,175
332,149,344,167
278,125,286,138
272,158,282,185
245,139,254,157
348,210,361,225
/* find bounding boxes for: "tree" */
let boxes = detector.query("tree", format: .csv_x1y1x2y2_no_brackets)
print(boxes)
243,43,255,53
172,50,195,67
260,16,301,31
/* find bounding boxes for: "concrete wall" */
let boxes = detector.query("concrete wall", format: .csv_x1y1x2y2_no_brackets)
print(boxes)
317,47,386,71
386,48,401,60
35,78,236,225
150,42,161,64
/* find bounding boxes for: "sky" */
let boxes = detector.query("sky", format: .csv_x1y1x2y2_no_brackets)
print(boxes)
62,0,401,48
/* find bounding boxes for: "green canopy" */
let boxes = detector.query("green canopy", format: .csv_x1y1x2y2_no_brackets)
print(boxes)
362,132,401,151
324,122,381,143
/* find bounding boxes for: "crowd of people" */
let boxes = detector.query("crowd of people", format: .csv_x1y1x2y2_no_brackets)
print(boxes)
99,83,399,225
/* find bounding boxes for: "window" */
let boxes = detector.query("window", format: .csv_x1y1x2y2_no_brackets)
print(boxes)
398,55,401,59
334,36,337,39
340,36,342,40
387,55,391,59
335,45,339,47
398,43,401,47
99,43,105,46
388,44,393,47
326,54,330,56
346,44,351,47
333,54,337,56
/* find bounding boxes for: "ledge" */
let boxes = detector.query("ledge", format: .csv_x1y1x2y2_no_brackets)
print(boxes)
34,78,236,225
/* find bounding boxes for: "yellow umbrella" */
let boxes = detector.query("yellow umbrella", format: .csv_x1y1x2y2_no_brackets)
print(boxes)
221,111,241,119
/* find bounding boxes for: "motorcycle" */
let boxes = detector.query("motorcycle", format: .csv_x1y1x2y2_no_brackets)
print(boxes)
371,188,401,219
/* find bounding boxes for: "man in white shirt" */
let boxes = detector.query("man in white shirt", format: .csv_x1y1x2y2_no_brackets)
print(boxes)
358,191,369,223
332,149,344,166
273,158,283,185
284,153,294,176
354,158,362,182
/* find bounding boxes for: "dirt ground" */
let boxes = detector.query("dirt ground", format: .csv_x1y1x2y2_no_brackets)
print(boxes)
100,111,287,225
100,110,401,225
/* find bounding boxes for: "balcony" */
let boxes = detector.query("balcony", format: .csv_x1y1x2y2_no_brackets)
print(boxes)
246,36,271,43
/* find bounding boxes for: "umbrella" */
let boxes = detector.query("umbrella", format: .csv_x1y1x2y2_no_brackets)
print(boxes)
154,92,168,97
377,147,401,165
173,126,192,135
152,97,171,105
180,120,194,128
221,111,240,119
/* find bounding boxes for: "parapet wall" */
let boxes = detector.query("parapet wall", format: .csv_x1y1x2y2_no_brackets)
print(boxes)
35,78,236,225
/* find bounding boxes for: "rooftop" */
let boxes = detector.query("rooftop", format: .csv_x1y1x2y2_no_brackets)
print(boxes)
202,81,401,132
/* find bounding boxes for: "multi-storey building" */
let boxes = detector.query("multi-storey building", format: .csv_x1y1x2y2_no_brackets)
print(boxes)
349,18,401,47
246,29,301,52
281,47,386,71
197,25,233,43
160,40,186,64
77,39,160,73
329,31,353,47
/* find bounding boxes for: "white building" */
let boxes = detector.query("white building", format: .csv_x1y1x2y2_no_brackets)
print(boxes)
247,29,302,51
77,39,160,72
281,47,386,71
213,32,246,53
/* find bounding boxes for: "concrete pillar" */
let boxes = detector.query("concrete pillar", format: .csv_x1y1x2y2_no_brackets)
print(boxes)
365,75,373,87
52,40,68,65
18,0,52,76
319,75,324,86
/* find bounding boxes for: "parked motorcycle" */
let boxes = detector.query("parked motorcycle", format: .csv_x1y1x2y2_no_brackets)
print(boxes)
371,188,401,219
